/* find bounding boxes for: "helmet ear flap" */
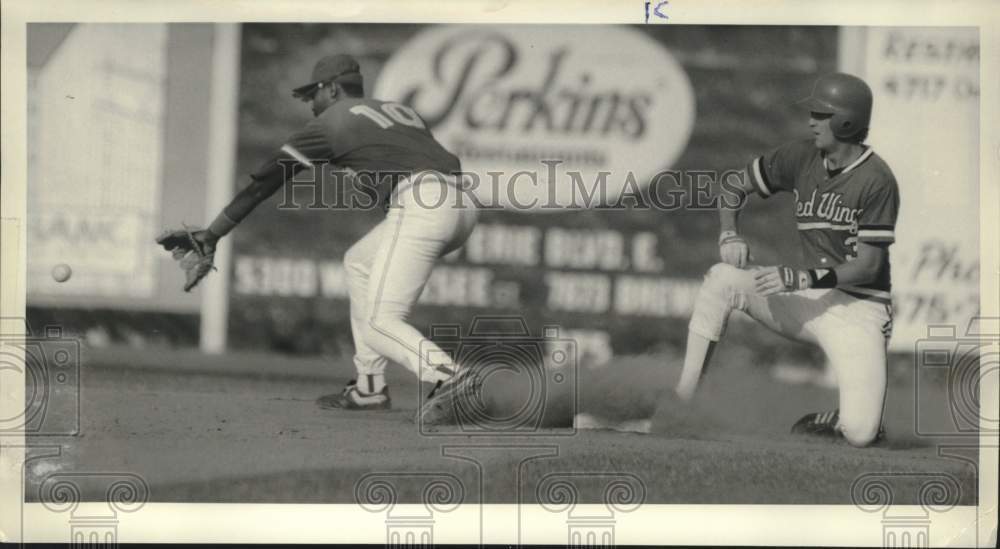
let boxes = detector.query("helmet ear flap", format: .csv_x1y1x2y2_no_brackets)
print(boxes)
831,111,863,140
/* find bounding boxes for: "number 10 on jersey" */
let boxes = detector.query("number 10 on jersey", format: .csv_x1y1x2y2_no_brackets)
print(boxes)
350,103,426,130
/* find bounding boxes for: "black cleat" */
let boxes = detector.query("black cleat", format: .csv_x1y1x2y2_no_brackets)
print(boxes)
419,368,484,426
791,409,841,438
316,380,391,411
791,409,887,444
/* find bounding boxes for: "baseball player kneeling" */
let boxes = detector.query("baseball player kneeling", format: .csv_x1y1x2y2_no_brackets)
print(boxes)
674,73,899,447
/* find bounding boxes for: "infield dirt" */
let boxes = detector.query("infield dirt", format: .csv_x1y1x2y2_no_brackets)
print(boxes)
23,345,977,504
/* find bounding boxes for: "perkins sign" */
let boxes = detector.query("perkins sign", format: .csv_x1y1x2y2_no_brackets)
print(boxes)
374,25,696,211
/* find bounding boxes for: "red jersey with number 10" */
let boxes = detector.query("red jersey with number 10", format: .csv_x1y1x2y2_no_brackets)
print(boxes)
746,139,900,304
255,97,460,191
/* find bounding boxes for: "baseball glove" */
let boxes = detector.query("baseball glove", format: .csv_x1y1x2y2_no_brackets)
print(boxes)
155,226,217,292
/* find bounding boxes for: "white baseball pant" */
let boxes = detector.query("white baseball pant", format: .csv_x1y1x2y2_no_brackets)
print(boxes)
344,172,478,384
688,263,893,446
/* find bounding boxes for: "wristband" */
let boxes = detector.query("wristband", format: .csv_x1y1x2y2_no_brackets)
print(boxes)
808,268,838,289
718,230,742,246
207,212,238,239
777,265,814,291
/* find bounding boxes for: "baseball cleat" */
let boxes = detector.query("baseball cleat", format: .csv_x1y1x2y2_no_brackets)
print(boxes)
316,380,391,411
419,367,484,426
790,409,841,437
790,409,887,443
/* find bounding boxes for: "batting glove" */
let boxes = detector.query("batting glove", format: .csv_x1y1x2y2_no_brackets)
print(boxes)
754,265,811,296
719,230,749,268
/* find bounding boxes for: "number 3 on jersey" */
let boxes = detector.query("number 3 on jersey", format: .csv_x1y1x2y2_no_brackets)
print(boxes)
350,103,426,130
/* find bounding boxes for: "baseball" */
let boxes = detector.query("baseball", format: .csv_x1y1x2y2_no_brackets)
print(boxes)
52,263,72,283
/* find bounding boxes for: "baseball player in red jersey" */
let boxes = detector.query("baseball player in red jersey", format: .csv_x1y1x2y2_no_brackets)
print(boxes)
162,54,479,424
673,73,899,447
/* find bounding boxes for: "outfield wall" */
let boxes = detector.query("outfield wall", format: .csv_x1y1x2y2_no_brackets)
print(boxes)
24,24,981,362
26,24,214,313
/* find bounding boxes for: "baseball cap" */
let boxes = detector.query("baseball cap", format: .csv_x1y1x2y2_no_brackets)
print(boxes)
292,54,363,99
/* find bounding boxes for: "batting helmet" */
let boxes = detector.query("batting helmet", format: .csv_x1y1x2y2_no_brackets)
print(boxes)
798,73,873,140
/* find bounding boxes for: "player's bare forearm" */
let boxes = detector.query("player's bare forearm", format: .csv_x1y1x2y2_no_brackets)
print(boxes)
718,170,753,232
718,170,755,268
719,204,741,234
831,241,886,287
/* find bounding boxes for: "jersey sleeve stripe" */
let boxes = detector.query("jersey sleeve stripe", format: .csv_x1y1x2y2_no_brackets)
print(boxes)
858,224,894,230
748,157,774,197
858,229,895,239
797,221,855,231
280,144,314,168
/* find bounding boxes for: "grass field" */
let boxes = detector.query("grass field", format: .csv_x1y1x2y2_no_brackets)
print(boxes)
23,344,978,505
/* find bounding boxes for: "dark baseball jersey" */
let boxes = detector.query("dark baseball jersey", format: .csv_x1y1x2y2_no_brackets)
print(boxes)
746,139,899,304
253,97,460,197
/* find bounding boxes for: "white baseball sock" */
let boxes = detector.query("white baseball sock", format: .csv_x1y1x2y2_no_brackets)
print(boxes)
676,332,716,401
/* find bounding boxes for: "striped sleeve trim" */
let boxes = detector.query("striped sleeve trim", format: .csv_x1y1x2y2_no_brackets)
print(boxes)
858,224,895,242
280,144,314,168
747,157,775,197
798,221,855,231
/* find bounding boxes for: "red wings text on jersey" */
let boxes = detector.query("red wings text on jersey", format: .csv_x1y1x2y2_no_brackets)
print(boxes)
746,139,900,304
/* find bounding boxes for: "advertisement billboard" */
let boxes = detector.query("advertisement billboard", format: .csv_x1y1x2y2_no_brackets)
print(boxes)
842,27,980,349
228,24,838,363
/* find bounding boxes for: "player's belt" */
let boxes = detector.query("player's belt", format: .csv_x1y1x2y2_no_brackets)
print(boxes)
838,286,892,305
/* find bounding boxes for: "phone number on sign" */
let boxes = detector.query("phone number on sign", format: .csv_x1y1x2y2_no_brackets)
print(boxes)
894,291,979,325
882,72,978,102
